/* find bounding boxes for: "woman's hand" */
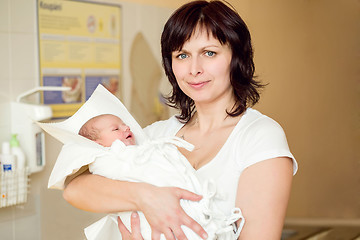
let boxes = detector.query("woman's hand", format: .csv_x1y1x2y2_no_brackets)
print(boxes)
118,212,144,240
135,185,208,240
64,172,207,239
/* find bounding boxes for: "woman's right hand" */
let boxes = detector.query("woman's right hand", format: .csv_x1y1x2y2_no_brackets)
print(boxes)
64,172,207,239
118,212,144,240
135,184,208,240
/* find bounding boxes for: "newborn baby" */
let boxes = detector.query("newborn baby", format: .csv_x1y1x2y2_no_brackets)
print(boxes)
79,114,136,147
77,114,244,240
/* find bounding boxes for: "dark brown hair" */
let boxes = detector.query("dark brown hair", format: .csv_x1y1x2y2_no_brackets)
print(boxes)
161,0,265,122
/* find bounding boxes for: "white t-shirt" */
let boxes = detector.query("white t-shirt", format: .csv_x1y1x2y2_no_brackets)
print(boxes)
144,108,298,215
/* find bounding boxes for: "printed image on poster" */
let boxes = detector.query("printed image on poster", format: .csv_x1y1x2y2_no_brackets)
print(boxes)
43,75,82,104
85,75,119,100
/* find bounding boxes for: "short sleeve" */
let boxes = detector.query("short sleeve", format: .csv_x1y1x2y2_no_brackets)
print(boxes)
238,116,298,175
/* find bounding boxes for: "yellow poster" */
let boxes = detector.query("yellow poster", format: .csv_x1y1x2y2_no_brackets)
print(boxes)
37,0,122,118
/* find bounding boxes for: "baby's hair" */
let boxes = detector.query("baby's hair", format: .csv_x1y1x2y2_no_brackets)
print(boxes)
78,115,104,141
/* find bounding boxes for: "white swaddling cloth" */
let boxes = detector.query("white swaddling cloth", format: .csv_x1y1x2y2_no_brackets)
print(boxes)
80,138,243,240
38,85,244,240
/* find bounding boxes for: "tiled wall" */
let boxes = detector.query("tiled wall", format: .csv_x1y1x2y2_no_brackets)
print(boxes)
0,0,42,238
0,0,103,238
0,0,173,239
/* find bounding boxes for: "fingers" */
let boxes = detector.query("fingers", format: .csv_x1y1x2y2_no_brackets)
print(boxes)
171,226,188,240
176,188,203,202
150,220,188,240
182,214,208,240
138,186,206,240
163,228,177,240
151,230,161,240
118,213,144,240
175,188,208,239
118,216,131,238
130,212,143,239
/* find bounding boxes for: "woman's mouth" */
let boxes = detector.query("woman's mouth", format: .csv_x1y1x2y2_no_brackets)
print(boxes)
188,80,210,89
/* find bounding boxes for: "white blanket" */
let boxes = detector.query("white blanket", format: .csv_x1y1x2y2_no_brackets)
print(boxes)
38,85,244,240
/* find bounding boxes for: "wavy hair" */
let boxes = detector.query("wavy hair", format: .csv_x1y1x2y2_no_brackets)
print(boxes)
161,0,265,122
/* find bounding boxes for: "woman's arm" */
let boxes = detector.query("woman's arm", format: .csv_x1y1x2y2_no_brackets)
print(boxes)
236,157,293,239
63,170,208,240
63,169,141,212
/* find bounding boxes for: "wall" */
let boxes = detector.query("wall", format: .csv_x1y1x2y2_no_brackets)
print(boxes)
0,0,359,239
0,0,174,239
0,0,42,238
244,0,360,224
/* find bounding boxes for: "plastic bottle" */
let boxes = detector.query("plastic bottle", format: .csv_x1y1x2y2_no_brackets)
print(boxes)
1,142,15,171
10,134,25,170
10,134,27,203
0,142,16,206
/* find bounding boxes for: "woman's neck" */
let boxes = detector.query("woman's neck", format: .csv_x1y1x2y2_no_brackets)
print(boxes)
193,96,239,133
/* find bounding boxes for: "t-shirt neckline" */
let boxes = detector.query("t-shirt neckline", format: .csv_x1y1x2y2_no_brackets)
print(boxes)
173,108,250,172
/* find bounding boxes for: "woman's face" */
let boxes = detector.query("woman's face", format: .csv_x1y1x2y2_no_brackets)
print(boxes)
171,28,233,105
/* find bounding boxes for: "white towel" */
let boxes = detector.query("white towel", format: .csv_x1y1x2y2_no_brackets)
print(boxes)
38,84,148,189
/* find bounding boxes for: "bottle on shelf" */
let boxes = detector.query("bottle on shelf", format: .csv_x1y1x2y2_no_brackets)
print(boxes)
1,142,15,171
10,134,25,170
0,141,16,206
10,134,27,203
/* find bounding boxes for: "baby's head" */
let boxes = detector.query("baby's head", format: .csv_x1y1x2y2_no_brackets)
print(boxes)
79,114,136,147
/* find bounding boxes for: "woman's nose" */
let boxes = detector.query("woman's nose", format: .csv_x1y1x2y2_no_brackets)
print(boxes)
190,57,203,77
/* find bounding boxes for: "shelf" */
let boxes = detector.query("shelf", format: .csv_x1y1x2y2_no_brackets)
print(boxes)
0,168,30,208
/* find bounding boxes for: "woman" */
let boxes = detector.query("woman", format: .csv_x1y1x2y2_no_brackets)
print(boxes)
63,1,297,239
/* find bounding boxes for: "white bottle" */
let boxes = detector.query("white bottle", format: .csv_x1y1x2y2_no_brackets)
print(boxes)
10,134,27,203
0,142,16,206
10,134,25,170
1,141,15,171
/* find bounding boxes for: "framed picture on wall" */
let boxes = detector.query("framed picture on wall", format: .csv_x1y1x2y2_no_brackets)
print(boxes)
37,0,122,118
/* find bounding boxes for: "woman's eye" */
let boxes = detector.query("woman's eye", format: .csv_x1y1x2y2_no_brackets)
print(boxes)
177,53,187,59
205,51,216,57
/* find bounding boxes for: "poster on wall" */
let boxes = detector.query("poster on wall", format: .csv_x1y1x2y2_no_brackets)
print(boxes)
37,0,122,118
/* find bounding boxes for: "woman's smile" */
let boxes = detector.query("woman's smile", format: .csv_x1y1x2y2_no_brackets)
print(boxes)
188,80,211,89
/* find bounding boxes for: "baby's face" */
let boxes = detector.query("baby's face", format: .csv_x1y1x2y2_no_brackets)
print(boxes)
94,115,136,147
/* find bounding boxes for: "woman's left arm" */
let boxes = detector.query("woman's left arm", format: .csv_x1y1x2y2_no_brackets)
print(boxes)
235,157,293,239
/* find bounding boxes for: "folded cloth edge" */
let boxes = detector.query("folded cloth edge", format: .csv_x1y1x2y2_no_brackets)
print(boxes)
37,84,149,145
37,84,150,189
